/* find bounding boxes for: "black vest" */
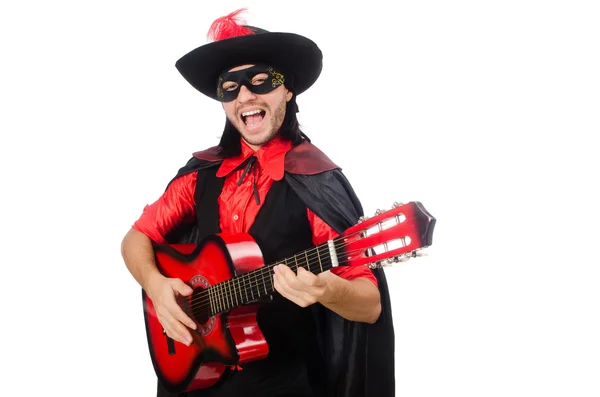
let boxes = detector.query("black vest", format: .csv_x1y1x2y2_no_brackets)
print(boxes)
162,162,325,397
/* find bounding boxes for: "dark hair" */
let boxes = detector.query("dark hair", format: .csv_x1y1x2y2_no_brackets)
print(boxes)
217,95,309,157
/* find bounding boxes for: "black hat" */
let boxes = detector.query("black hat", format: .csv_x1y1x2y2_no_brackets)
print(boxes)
175,9,323,100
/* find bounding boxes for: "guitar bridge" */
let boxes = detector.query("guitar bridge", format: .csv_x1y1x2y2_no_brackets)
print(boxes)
163,328,176,355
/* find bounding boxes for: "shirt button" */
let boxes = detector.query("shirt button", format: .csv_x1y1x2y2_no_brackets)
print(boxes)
233,214,239,221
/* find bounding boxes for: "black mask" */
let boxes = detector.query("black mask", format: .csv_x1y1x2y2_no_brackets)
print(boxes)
216,63,286,102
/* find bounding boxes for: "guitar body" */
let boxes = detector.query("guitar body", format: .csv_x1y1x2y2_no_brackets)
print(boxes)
141,201,436,394
143,233,269,393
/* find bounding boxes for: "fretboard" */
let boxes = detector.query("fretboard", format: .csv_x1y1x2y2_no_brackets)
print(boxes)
205,238,340,316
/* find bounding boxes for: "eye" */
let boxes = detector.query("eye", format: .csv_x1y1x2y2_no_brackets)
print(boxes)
251,73,269,85
222,82,238,91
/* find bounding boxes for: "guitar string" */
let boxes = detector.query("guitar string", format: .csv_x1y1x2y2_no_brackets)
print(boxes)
186,245,387,319
191,219,409,312
185,206,409,311
188,237,407,315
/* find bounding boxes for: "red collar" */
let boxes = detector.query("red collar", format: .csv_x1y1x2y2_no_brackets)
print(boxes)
216,136,294,181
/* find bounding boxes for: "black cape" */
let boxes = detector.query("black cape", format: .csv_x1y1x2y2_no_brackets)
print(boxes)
160,154,395,397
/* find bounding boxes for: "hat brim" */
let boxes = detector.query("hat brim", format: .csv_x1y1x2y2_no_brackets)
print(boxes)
175,32,322,100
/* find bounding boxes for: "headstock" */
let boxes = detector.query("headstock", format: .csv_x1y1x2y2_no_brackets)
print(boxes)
341,201,436,268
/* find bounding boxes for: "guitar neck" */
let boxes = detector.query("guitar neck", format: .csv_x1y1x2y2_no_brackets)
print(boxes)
206,239,340,316
203,201,435,317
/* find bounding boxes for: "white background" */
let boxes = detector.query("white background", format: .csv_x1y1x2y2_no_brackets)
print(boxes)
1,1,599,396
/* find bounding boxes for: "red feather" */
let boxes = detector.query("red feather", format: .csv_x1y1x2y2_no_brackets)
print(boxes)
207,8,254,41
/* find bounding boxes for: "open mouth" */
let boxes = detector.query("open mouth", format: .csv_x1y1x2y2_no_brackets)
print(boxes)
241,109,266,127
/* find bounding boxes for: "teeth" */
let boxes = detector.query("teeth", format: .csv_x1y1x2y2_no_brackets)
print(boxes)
242,109,262,117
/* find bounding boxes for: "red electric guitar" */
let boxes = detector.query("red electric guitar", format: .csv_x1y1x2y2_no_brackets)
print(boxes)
143,201,436,393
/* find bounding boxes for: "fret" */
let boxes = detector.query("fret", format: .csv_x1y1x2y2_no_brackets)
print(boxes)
247,274,252,302
241,277,245,304
240,273,247,303
304,250,310,272
220,283,225,312
241,277,246,305
220,284,226,312
316,245,323,273
214,287,219,314
223,281,228,311
227,280,233,308
225,281,231,310
233,278,239,307
252,269,258,297
218,284,222,312
262,267,268,295
320,243,332,272
246,272,252,301
249,271,257,299
251,270,257,298
208,286,214,316
214,285,220,313
293,254,299,270
249,271,255,301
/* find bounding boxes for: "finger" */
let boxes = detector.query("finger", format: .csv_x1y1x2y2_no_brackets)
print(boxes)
296,266,320,286
274,273,316,305
155,307,193,346
276,265,310,290
167,298,197,330
277,265,321,296
165,280,197,329
273,274,311,307
163,318,193,346
173,278,194,296
285,266,327,302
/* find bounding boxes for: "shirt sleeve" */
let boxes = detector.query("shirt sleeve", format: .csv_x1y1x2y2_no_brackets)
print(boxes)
132,172,197,244
307,208,378,287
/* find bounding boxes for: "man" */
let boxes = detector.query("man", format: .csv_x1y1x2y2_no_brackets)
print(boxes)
121,9,395,397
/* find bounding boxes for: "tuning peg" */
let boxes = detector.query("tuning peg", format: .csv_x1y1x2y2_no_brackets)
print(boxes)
358,216,369,223
392,252,416,263
403,250,428,260
374,208,385,216
392,202,404,208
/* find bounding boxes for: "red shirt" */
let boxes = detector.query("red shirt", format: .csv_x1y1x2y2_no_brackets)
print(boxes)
133,136,377,286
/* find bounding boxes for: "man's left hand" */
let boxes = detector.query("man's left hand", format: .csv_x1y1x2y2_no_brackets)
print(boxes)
272,264,335,307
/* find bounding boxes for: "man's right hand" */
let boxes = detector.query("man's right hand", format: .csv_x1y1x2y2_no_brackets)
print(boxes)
146,274,197,346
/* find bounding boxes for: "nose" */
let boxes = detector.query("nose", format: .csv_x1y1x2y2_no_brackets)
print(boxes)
237,84,257,103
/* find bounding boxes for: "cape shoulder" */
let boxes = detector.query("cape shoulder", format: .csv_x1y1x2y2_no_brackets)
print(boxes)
192,146,224,163
284,141,340,175
190,141,340,175
164,152,222,190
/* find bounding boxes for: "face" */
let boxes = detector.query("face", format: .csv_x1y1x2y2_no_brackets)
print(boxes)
220,64,293,150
